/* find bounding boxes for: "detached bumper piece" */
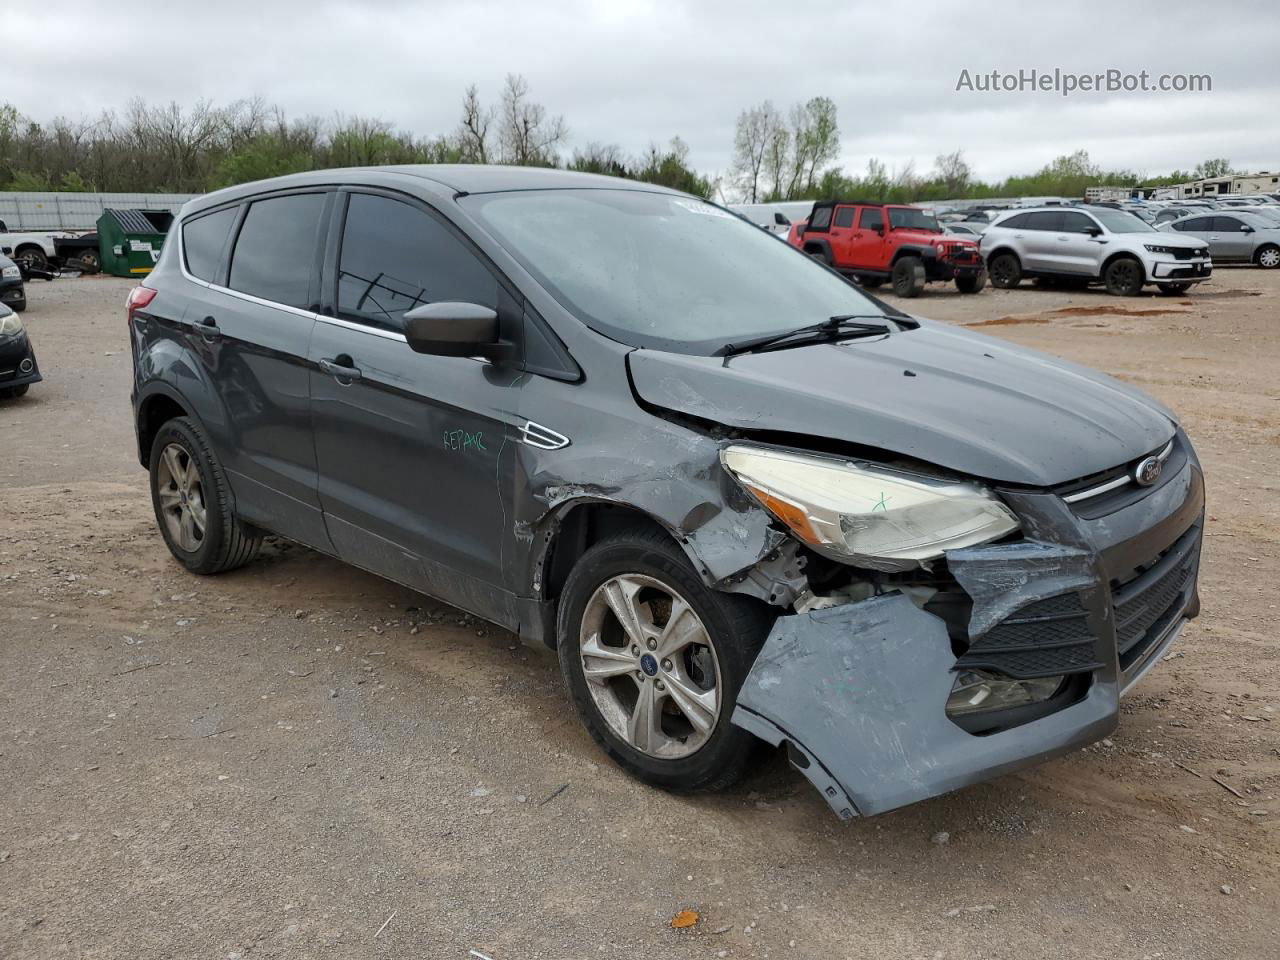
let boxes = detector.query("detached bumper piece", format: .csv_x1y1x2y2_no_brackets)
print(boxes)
731,594,1119,820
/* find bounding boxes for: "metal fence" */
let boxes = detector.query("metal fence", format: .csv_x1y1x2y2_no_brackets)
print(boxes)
0,192,198,232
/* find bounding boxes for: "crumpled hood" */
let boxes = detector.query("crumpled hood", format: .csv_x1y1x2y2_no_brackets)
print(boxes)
627,319,1176,487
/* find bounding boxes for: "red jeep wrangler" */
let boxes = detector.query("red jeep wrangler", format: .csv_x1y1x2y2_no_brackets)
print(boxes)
787,201,987,297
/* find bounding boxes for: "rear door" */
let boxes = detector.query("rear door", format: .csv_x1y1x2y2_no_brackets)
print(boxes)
189,190,333,549
1018,211,1063,271
826,205,858,265
307,188,523,615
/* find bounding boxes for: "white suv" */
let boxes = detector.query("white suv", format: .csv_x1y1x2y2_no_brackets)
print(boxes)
979,206,1212,296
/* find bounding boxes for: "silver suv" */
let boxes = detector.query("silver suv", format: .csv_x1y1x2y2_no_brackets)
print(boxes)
980,206,1212,296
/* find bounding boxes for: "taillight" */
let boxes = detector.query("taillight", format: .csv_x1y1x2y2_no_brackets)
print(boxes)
127,285,156,326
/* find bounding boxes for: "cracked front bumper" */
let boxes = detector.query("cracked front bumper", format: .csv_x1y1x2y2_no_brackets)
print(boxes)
731,444,1204,819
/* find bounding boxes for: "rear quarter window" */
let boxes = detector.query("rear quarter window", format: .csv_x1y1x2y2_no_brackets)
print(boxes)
228,193,327,308
182,207,237,283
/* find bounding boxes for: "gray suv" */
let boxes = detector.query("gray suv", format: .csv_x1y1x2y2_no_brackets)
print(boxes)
1158,211,1280,268
980,206,1212,295
129,167,1204,819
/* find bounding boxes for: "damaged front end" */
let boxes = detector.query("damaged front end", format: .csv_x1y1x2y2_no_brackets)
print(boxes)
728,437,1204,819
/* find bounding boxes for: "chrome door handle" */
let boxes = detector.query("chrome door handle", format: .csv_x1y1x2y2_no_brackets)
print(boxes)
318,355,362,382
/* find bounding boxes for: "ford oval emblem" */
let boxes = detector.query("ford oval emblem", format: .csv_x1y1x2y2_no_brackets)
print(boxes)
1134,455,1163,487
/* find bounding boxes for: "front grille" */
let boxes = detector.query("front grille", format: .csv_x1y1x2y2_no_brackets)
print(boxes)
1170,247,1205,260
955,590,1102,680
954,524,1200,681
941,244,980,262
1114,524,1200,667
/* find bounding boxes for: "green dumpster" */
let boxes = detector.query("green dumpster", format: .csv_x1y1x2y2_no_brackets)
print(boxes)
96,208,175,277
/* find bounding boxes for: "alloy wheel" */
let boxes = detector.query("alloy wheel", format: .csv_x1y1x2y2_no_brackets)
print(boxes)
155,442,207,552
579,574,722,759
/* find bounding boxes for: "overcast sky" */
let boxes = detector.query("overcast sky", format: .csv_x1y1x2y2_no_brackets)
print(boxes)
9,0,1278,190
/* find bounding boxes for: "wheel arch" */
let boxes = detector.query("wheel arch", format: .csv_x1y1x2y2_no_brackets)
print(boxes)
1254,241,1280,265
530,499,690,646
135,382,196,467
889,244,935,265
1101,249,1147,281
984,245,1020,266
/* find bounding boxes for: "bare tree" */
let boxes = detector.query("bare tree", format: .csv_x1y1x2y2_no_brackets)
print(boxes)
497,74,567,166
457,84,493,164
933,149,971,195
731,101,780,203
762,122,790,200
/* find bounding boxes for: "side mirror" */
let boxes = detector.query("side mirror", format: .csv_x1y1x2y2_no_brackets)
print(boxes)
403,302,511,361
1085,226,1103,237
1241,225,1255,233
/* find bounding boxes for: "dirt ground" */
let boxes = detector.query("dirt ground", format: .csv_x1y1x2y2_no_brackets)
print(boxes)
1,269,1277,960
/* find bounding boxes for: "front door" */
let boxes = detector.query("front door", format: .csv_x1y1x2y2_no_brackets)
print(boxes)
308,189,524,620
1055,211,1105,275
852,206,888,270
1210,216,1255,261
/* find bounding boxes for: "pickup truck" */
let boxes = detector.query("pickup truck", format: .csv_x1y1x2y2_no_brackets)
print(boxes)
787,201,987,297
0,219,100,273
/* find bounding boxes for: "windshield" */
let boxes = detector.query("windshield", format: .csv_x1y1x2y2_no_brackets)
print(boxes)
887,207,941,231
1091,208,1156,233
461,189,887,353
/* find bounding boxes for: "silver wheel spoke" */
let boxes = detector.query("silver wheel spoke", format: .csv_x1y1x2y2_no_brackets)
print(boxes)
655,597,702,659
663,670,718,735
178,508,196,549
600,576,650,646
162,446,185,488
581,632,639,683
627,679,661,754
158,487,182,510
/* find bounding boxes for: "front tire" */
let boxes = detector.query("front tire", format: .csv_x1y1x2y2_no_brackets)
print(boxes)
557,527,773,794
955,270,987,294
14,246,47,271
1256,244,1280,269
988,252,1022,288
891,256,926,298
0,384,30,400
1104,256,1144,296
148,416,261,575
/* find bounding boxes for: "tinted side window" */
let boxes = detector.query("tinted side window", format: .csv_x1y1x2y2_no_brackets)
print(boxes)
228,193,326,308
858,207,884,231
833,207,855,228
183,207,237,282
999,213,1029,229
1060,212,1097,233
1215,216,1246,232
809,206,833,230
337,193,498,332
1175,217,1209,231
1025,212,1064,231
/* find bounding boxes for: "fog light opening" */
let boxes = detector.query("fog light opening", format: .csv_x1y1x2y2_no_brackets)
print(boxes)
945,669,1065,718
19,358,34,373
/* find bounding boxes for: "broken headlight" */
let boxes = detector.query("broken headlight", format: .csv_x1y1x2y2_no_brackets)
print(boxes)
0,310,23,337
945,670,1064,717
720,445,1019,571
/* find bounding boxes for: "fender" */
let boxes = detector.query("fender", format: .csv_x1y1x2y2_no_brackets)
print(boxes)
889,243,939,264
133,336,233,467
801,236,834,263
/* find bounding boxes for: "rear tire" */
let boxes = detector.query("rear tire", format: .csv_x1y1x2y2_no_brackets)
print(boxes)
1103,256,1144,296
1158,282,1192,295
148,416,262,575
988,252,1022,288
557,526,774,795
75,249,101,273
891,256,926,298
1256,244,1280,269
955,270,987,294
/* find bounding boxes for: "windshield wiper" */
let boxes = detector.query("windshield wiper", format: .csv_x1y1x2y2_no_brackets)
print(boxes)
717,314,893,359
